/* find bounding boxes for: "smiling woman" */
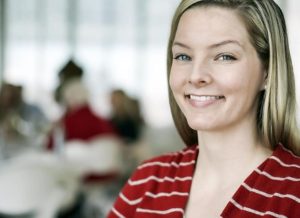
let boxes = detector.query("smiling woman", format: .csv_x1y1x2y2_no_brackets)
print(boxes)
108,0,300,218
170,7,265,133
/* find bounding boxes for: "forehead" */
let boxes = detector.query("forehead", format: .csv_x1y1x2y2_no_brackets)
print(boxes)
175,6,250,47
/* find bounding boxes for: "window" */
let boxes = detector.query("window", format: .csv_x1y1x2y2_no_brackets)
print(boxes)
2,0,299,125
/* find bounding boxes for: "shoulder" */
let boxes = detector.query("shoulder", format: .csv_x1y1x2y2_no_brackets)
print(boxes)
260,144,300,183
127,144,198,186
107,145,198,218
138,145,198,171
268,144,300,174
256,144,300,206
222,144,300,217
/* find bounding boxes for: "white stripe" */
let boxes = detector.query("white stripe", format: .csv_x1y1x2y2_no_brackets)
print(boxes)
145,191,189,198
120,193,142,205
138,160,195,170
137,207,184,215
242,183,300,204
269,156,300,169
255,169,300,182
280,144,300,159
167,147,198,156
128,176,193,186
111,207,126,218
230,199,287,218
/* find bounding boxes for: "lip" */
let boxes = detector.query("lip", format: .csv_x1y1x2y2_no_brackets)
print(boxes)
185,94,225,108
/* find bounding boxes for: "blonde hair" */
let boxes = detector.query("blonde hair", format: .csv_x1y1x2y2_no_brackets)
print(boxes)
167,0,300,154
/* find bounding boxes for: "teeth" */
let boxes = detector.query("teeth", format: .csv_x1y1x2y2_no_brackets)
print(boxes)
189,95,223,102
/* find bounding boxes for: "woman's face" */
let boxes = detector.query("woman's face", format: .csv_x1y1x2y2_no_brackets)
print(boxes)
170,7,265,132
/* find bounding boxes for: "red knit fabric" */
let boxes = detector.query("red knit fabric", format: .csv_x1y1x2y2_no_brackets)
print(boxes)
47,105,117,150
108,144,300,217
63,105,116,140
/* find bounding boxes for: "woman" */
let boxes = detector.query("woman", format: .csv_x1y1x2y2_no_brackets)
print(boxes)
108,0,300,217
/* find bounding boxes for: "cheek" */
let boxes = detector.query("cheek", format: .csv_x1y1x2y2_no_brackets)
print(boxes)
226,77,246,92
169,70,183,92
213,73,244,96
170,65,189,91
223,75,263,106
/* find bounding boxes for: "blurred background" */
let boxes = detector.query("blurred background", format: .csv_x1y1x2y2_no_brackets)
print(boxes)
0,0,181,126
0,0,299,218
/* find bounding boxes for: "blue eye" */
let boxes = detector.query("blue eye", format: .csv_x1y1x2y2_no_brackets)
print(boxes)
216,54,237,61
174,54,191,61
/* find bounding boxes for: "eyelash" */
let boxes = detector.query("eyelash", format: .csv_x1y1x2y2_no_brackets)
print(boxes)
215,54,237,61
173,54,191,61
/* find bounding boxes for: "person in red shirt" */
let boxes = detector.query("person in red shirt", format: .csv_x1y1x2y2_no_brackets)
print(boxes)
47,80,117,150
47,78,121,183
108,0,300,217
46,77,123,218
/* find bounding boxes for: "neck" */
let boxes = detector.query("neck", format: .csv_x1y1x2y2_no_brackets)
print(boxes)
195,122,272,189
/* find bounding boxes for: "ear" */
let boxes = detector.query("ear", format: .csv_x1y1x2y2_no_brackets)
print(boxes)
260,70,268,91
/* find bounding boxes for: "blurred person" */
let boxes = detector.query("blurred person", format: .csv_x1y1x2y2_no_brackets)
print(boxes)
0,83,21,137
0,82,48,158
109,89,150,192
109,89,144,144
0,83,19,117
108,0,300,217
47,64,123,217
47,78,122,181
48,60,117,150
15,85,49,140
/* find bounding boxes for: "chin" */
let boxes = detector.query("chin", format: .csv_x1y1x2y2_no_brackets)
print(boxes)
187,120,215,132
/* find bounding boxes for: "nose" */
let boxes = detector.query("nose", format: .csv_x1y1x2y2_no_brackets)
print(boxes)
189,60,212,86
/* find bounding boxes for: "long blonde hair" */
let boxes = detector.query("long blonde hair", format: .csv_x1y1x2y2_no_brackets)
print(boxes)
167,0,300,154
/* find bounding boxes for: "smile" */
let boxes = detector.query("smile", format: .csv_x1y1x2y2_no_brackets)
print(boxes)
188,95,224,102
184,94,225,108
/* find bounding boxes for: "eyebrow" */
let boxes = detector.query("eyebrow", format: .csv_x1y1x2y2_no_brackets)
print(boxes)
172,41,191,49
209,40,242,49
172,40,243,49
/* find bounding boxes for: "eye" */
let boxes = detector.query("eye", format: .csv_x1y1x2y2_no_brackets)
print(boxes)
215,54,237,61
174,54,192,61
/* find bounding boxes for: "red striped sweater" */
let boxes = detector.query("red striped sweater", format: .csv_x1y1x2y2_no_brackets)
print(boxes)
107,144,300,217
